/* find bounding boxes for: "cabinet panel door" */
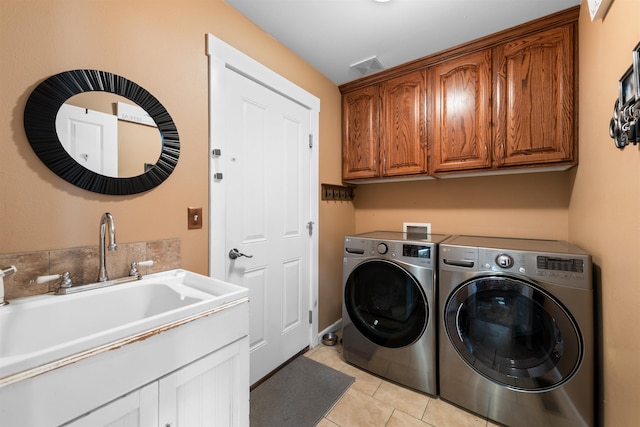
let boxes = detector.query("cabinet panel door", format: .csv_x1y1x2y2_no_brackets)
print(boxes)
494,25,575,167
342,85,380,180
159,338,249,427
380,70,427,177
64,383,158,427
432,50,492,172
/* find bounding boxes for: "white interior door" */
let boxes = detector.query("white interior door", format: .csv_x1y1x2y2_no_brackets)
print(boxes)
55,103,118,177
207,34,320,386
226,69,310,384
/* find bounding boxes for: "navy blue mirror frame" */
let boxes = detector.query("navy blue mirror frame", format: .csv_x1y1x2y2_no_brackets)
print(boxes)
24,70,179,195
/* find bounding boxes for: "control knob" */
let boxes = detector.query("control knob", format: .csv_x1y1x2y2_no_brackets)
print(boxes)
496,254,514,269
377,243,388,254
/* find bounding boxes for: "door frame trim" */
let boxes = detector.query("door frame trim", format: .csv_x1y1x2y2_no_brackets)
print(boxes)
206,34,320,347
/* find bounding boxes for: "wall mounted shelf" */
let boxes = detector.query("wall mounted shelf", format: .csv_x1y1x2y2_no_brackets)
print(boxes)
321,184,355,201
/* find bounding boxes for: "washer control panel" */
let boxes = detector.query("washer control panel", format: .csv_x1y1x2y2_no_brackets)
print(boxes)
403,244,432,259
439,238,592,290
344,237,435,268
479,250,526,272
478,248,589,288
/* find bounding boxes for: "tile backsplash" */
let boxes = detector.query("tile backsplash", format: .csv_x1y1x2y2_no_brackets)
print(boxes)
0,238,181,299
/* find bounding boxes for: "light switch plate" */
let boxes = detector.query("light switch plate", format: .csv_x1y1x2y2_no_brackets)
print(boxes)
188,207,203,229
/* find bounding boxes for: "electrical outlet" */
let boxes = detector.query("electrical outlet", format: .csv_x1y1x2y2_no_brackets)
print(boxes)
188,207,203,229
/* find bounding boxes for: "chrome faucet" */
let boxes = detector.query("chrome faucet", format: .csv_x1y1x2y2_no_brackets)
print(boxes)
98,212,117,282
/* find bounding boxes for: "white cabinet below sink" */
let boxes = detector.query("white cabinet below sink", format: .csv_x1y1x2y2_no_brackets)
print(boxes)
66,337,248,427
0,286,249,427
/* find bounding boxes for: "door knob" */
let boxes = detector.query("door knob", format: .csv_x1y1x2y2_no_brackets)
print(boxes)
229,248,253,260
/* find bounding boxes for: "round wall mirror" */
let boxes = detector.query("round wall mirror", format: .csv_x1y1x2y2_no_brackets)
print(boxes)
24,70,180,195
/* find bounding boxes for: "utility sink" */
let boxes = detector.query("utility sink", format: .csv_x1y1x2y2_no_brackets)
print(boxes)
0,269,248,382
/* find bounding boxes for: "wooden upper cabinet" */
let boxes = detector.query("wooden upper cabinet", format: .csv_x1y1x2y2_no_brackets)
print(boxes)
342,85,380,180
340,7,578,181
493,25,576,167
380,70,427,177
432,50,493,173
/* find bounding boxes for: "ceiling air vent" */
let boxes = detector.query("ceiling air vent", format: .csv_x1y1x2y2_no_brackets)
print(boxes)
350,56,384,76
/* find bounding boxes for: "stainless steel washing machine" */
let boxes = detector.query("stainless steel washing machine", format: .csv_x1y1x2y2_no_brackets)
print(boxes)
439,235,594,427
342,231,449,396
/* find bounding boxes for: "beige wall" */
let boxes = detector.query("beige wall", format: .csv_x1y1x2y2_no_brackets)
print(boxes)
571,1,640,424
354,171,572,238
0,0,349,330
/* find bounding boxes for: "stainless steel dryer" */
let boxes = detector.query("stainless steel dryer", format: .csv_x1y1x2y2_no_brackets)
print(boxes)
342,231,449,396
439,235,594,427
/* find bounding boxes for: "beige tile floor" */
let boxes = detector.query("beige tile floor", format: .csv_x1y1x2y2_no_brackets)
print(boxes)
304,338,501,427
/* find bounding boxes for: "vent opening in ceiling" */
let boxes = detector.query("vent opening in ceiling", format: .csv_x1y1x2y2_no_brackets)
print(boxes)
350,56,385,76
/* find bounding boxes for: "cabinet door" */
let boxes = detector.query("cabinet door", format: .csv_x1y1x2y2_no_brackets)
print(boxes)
494,25,575,167
380,70,427,177
64,383,158,427
342,85,380,180
432,50,492,173
159,337,249,427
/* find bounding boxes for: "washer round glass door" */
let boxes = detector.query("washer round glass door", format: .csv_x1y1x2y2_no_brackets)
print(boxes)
444,275,583,391
344,259,428,348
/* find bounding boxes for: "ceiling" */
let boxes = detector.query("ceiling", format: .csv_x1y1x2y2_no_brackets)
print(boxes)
225,0,581,86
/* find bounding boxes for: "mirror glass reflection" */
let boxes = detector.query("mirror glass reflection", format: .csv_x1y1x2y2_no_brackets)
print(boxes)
55,92,162,178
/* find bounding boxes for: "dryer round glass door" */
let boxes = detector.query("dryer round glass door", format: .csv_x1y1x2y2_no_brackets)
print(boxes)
444,275,583,391
344,259,428,348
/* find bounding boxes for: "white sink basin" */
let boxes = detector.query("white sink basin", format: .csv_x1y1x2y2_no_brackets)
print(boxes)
0,269,248,382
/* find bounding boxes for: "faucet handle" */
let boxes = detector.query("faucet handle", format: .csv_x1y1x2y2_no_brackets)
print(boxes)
32,274,61,284
32,272,72,288
129,260,154,277
1,266,17,278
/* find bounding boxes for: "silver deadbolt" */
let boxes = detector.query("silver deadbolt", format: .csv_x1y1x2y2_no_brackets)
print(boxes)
229,248,253,260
